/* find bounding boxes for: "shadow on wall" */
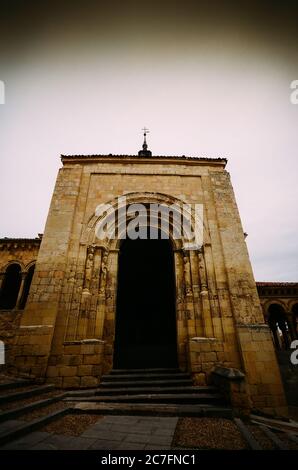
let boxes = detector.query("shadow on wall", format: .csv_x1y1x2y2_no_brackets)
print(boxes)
276,349,298,408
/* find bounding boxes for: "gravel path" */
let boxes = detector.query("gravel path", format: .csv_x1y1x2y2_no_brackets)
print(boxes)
173,417,248,450
19,401,68,422
42,413,103,436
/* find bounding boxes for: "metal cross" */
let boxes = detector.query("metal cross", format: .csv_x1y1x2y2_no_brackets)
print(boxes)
142,127,150,136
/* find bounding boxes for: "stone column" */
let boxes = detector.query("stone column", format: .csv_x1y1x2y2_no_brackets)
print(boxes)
94,248,109,339
189,250,204,337
203,243,224,341
15,272,27,309
183,252,196,338
174,250,187,370
102,249,118,372
198,248,214,337
286,312,297,341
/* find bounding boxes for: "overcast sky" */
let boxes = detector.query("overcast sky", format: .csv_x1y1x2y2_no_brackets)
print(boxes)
0,1,297,281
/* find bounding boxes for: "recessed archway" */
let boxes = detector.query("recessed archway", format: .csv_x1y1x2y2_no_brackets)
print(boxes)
113,237,178,369
0,263,22,310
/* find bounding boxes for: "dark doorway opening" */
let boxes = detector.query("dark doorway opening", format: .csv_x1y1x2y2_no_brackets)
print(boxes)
114,238,177,369
0,263,21,310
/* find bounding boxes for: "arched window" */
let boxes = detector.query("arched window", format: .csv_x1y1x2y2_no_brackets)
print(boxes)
267,303,290,350
19,264,35,309
0,264,22,309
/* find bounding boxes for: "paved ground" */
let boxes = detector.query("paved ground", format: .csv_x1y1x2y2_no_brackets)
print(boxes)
0,415,178,450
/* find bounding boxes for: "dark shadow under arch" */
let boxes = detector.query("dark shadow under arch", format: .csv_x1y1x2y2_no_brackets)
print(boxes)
114,237,178,368
268,303,290,349
0,263,21,309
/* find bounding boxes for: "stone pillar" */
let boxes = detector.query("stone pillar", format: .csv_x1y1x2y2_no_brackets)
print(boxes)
94,248,108,340
78,245,96,339
174,250,187,370
198,249,214,337
203,243,224,341
286,312,297,341
189,250,204,337
15,272,27,309
102,249,118,373
182,251,196,338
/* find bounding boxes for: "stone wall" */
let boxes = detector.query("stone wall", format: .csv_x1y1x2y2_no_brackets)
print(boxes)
5,154,288,415
0,237,41,371
46,339,104,388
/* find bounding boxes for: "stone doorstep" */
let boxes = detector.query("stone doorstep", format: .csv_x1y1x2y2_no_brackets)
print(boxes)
72,402,233,418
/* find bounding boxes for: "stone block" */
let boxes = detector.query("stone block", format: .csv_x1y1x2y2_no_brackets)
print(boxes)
46,366,59,377
59,366,77,377
77,365,93,376
80,344,95,355
64,345,81,355
62,376,80,388
47,376,62,387
80,376,99,388
83,354,101,365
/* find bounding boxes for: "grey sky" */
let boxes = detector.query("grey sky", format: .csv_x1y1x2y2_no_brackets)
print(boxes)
0,1,297,281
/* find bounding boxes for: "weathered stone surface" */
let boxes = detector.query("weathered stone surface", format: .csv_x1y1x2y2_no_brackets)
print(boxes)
0,154,288,416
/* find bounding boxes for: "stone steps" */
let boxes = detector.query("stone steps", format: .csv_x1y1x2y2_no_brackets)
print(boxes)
100,378,193,388
0,379,34,392
94,385,217,396
101,371,190,381
109,368,180,375
0,394,65,423
66,392,225,405
0,384,55,405
65,368,231,416
97,369,225,407
73,402,233,418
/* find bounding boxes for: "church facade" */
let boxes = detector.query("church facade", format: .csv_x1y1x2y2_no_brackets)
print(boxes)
0,147,289,416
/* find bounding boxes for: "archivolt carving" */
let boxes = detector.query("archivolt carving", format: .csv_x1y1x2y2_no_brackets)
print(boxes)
81,191,207,251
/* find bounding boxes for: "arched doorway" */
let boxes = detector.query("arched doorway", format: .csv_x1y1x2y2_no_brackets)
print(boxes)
0,264,22,309
114,237,178,369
